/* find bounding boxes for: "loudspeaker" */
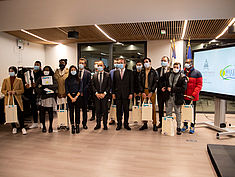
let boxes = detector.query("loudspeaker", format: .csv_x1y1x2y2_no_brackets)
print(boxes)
68,31,79,39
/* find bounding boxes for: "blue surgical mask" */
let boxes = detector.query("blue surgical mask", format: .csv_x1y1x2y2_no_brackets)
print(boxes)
79,64,84,69
144,62,150,68
119,64,124,69
161,61,168,67
173,68,180,73
34,66,40,70
9,72,15,77
71,70,77,75
97,66,103,72
136,66,142,71
185,63,191,69
114,64,118,68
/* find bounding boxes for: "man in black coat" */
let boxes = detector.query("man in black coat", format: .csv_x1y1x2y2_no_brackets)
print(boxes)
112,58,134,131
139,57,159,131
92,61,111,130
156,56,172,128
78,58,91,129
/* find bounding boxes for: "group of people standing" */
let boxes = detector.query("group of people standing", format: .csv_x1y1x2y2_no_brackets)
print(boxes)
1,56,202,136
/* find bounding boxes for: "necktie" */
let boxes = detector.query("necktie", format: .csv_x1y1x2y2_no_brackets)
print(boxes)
99,72,103,91
79,71,82,79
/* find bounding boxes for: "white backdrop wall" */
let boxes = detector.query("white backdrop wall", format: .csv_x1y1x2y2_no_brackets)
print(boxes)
0,32,45,87
45,43,78,71
147,40,186,69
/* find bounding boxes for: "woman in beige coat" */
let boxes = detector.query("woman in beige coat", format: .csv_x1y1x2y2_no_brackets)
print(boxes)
1,66,27,135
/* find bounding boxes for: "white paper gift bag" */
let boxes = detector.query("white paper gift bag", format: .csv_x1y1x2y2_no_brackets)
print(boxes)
162,116,175,136
141,99,152,121
131,99,142,122
182,104,194,123
5,96,18,124
57,104,68,127
109,100,117,121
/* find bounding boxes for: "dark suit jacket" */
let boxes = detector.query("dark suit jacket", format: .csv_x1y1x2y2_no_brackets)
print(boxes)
156,67,172,92
112,69,134,99
92,71,111,98
79,69,91,98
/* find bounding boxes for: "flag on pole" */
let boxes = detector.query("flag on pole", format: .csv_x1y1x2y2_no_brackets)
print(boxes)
170,38,176,66
187,38,192,59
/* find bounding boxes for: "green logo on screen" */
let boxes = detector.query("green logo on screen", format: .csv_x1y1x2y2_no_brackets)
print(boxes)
220,65,235,80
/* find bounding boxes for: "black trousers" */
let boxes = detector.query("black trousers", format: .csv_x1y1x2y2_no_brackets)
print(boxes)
79,96,88,126
157,92,166,125
116,98,130,127
30,94,39,123
95,96,108,126
40,107,53,128
11,99,24,129
184,100,197,127
67,95,81,125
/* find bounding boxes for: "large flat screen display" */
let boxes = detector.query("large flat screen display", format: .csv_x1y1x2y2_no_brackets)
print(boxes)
194,45,235,98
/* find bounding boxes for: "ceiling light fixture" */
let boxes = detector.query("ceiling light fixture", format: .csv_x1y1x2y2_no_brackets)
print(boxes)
215,18,235,39
20,29,60,44
95,24,116,42
181,20,188,40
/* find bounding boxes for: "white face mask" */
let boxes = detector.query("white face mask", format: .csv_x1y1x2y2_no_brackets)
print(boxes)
44,71,50,75
173,68,180,73
185,63,191,69
79,64,84,69
161,61,168,67
144,62,150,68
9,72,15,77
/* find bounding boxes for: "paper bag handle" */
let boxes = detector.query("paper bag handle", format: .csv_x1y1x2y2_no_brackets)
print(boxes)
7,95,15,106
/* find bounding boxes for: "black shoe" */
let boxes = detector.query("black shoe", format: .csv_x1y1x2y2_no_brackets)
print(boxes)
103,125,108,130
177,128,182,135
153,124,158,132
71,125,75,134
94,125,101,130
157,123,162,128
109,120,115,125
83,125,88,129
48,127,53,133
76,125,80,134
116,126,122,131
89,117,95,121
139,123,148,131
42,126,46,133
124,125,131,130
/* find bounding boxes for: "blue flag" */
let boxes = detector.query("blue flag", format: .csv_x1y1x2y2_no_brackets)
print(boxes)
187,41,192,59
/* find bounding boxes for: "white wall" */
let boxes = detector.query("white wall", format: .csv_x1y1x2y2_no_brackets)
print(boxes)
147,40,186,69
45,43,78,71
0,32,45,86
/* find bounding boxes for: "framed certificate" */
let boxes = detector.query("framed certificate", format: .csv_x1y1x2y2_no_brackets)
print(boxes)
41,76,53,85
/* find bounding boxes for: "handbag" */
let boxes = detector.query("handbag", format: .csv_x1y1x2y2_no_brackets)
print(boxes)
131,98,142,122
109,100,117,121
162,116,175,136
141,98,152,121
5,95,18,124
181,102,194,123
57,103,68,127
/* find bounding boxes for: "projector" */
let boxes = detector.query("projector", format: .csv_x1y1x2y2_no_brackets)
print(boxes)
68,31,79,39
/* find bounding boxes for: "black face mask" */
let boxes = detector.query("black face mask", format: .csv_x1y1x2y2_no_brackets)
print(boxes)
59,64,65,70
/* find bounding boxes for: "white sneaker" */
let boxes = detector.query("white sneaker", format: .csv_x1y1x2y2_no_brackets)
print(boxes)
22,128,27,135
29,123,38,129
12,128,17,134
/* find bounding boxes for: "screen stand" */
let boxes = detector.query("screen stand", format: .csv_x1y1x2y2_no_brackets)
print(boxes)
197,98,235,139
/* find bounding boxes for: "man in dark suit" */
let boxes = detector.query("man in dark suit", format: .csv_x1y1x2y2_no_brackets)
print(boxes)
156,56,171,128
78,58,91,129
112,58,134,131
92,60,111,130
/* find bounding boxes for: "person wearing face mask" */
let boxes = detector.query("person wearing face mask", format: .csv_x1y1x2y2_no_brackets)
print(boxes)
65,65,82,134
89,61,99,122
27,61,43,129
133,60,143,105
165,62,187,135
156,56,172,128
36,66,58,133
54,59,69,109
91,61,111,130
109,58,120,125
112,58,134,130
1,66,27,135
78,58,91,130
182,59,202,134
139,57,159,131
